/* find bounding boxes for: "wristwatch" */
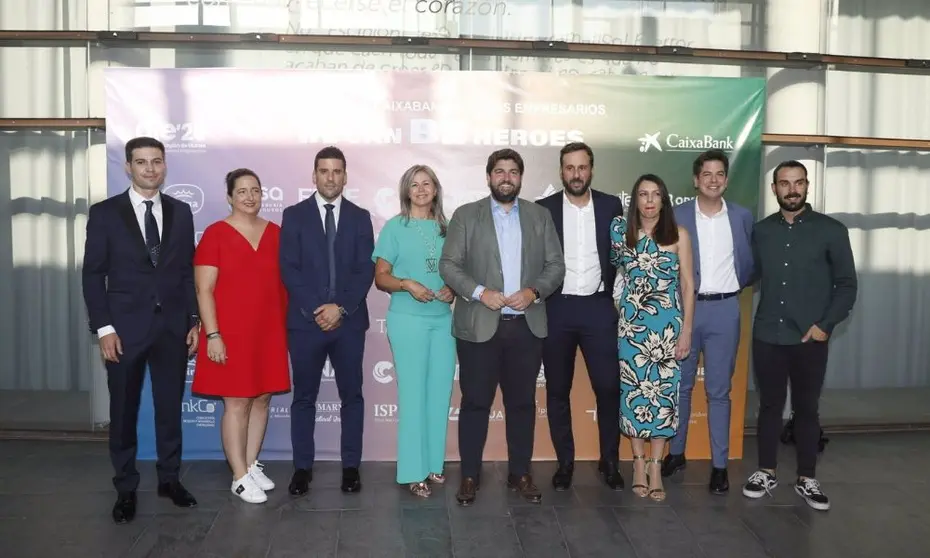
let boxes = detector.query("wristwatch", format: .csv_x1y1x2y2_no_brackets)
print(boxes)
338,306,347,317
530,287,540,302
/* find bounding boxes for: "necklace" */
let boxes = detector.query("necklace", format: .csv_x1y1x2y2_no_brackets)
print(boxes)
411,219,438,273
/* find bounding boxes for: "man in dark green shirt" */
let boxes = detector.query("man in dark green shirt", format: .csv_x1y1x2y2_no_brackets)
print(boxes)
741,160,857,512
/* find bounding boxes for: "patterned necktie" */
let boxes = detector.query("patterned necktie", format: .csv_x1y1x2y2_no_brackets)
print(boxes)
324,203,336,300
143,200,160,266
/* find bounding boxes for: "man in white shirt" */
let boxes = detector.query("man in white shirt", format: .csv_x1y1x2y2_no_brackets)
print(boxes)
536,142,625,491
664,149,755,494
82,136,200,524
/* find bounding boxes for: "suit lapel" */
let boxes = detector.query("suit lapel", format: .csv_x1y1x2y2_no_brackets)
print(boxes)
519,200,532,283
479,199,503,273
726,205,744,284
592,192,610,267
160,197,174,255
117,192,149,261
684,201,700,268
550,194,564,246
309,194,327,250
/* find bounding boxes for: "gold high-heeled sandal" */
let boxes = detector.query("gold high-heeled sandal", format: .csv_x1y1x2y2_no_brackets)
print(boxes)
645,458,666,502
631,455,648,498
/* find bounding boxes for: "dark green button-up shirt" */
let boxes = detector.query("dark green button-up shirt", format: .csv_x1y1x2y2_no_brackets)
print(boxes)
751,204,858,345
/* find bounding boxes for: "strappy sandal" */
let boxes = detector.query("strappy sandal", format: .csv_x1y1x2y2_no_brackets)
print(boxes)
427,473,446,484
408,481,431,498
631,455,648,498
645,458,666,502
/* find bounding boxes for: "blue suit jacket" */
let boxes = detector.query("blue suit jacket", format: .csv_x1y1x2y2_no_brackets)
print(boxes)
279,193,375,333
674,198,755,292
81,189,198,346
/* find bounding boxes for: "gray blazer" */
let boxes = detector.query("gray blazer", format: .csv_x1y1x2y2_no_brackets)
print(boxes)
439,196,566,343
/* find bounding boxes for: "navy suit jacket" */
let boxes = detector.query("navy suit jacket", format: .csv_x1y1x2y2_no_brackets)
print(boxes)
674,198,755,292
81,189,198,346
535,188,625,298
279,193,375,333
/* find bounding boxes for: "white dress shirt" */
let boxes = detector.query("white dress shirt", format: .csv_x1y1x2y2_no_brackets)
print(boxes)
695,199,740,294
315,192,343,230
561,192,603,295
97,187,163,337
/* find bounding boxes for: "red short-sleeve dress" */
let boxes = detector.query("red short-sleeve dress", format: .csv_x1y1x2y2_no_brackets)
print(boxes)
191,220,291,398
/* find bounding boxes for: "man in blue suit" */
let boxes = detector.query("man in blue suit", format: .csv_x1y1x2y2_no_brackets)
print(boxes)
82,136,200,524
663,149,755,494
280,145,375,496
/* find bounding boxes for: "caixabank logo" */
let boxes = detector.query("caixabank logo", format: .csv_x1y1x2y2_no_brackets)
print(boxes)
637,131,736,153
163,184,205,215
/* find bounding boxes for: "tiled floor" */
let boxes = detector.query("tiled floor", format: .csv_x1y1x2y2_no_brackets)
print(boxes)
1,433,928,557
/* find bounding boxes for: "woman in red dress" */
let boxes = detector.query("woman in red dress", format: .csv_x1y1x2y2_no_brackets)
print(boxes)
192,168,290,504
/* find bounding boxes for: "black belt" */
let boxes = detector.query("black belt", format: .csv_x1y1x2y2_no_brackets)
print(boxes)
697,291,739,301
500,313,525,321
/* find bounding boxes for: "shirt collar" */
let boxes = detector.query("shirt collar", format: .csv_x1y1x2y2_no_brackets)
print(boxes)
562,191,593,211
490,196,519,215
315,192,343,211
695,197,727,219
128,185,161,208
779,203,813,224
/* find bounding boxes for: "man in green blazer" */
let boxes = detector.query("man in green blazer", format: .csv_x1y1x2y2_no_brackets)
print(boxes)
439,148,566,506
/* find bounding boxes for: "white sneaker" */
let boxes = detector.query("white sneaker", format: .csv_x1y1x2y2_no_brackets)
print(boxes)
249,461,275,491
231,473,267,503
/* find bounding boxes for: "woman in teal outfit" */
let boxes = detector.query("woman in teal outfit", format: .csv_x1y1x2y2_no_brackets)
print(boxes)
372,164,456,497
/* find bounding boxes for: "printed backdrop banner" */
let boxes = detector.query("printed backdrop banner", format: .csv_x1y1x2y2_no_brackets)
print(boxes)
104,69,764,462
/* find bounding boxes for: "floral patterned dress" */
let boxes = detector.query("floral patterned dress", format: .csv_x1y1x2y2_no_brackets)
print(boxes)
609,216,683,439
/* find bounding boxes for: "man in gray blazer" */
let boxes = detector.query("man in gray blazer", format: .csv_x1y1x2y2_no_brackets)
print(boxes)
439,148,566,506
662,149,755,494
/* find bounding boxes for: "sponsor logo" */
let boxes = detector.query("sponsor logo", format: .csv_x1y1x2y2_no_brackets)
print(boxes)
259,186,286,215
638,131,736,153
536,365,546,387
134,121,206,152
316,401,342,423
373,403,398,423
163,183,205,215
373,187,398,220
534,184,558,200
585,408,598,422
372,361,394,384
322,358,335,382
181,397,217,428
449,406,504,421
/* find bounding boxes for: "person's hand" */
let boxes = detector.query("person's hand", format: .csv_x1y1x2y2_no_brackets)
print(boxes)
207,337,227,365
186,326,199,356
402,279,435,303
479,289,507,311
802,324,829,342
436,285,454,303
674,334,691,361
99,333,122,363
314,304,343,332
504,288,536,311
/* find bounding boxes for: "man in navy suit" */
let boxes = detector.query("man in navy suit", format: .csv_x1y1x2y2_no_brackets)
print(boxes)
82,136,200,524
280,145,375,495
536,142,625,491
662,149,755,494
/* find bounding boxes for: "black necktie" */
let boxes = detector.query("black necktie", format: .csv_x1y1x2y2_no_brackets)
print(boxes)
324,203,336,300
143,200,160,266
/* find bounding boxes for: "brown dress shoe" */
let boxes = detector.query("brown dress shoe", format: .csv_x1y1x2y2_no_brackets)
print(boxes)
456,477,478,506
508,474,542,503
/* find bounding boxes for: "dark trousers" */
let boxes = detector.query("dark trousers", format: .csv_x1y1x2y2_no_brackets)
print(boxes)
457,316,542,479
106,313,188,493
289,327,366,470
543,293,620,465
753,339,829,478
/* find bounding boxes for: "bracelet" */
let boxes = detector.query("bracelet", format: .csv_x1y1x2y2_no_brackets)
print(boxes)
206,331,221,340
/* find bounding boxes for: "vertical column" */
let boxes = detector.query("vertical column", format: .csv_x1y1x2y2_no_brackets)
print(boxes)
762,0,829,216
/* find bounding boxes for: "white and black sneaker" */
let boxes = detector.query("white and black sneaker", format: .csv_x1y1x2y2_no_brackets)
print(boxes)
795,477,830,511
249,460,275,491
742,470,778,499
232,473,267,504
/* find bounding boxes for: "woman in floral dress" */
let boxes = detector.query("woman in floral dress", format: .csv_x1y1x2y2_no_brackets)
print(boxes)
609,174,695,502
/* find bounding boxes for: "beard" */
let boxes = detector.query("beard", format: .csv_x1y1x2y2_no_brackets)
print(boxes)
490,181,521,204
562,176,591,197
777,192,807,211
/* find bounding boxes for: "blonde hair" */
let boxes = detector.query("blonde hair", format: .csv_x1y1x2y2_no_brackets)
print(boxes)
397,164,448,237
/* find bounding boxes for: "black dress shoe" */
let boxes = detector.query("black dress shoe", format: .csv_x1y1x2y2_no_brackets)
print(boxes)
552,463,573,491
661,453,687,477
709,467,729,494
157,481,197,507
112,491,137,524
598,460,625,491
456,477,478,506
341,467,361,493
289,468,312,496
